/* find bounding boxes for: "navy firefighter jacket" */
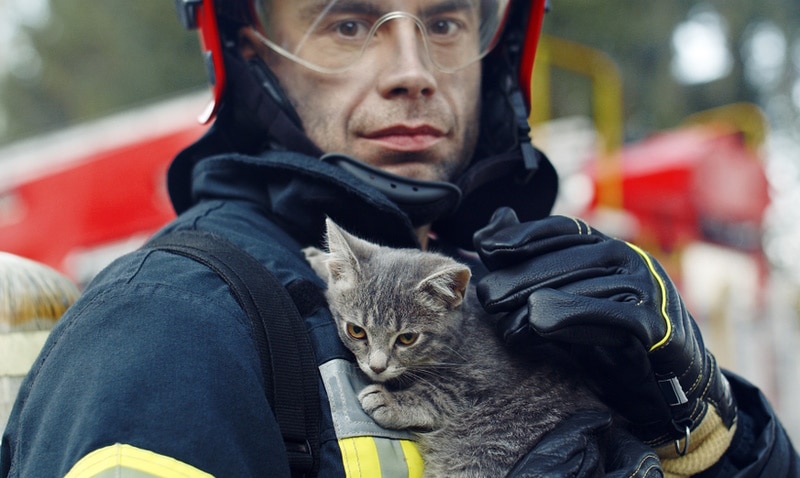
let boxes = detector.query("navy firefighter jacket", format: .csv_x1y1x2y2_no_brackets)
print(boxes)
2,151,427,478
1,149,797,477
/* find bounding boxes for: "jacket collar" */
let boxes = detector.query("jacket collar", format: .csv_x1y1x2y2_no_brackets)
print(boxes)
186,149,421,249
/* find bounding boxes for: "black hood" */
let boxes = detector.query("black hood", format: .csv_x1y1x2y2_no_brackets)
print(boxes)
168,0,557,250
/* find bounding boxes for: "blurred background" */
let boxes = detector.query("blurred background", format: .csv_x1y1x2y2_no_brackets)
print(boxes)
0,0,799,443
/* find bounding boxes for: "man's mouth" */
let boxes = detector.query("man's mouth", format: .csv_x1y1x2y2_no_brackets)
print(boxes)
361,125,445,152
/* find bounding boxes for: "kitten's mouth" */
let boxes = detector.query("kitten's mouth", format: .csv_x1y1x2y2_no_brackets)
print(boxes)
361,365,424,390
364,370,398,384
383,374,415,391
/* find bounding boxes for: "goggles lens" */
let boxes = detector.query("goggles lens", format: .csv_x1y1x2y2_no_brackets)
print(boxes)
254,0,511,73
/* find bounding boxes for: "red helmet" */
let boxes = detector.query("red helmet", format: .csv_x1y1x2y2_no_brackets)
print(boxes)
175,0,548,124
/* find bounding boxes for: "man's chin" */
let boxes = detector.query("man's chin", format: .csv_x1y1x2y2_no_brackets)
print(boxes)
380,163,444,182
348,145,462,182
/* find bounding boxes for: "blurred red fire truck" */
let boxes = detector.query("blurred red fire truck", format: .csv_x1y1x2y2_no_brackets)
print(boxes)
0,93,208,285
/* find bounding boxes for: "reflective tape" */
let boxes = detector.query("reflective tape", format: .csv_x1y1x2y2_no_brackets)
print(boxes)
339,436,423,478
65,443,213,478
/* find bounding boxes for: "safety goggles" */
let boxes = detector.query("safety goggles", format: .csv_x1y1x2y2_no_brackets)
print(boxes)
252,0,511,74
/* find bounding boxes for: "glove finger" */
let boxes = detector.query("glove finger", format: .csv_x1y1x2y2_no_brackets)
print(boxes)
506,410,611,478
545,271,649,305
526,287,666,348
473,207,522,240
471,207,522,262
552,274,674,351
478,264,618,314
495,307,550,349
476,215,607,270
476,239,636,313
602,424,662,477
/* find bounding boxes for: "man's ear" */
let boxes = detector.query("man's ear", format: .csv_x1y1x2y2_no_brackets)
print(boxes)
238,27,267,61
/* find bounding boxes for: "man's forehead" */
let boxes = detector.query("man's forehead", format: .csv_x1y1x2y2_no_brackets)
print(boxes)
269,0,480,16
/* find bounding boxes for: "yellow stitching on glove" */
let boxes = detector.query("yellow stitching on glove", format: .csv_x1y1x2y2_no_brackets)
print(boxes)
625,242,672,352
656,406,737,478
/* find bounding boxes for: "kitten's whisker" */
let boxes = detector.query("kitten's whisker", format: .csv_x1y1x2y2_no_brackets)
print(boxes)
440,344,470,363
404,372,439,389
408,365,462,383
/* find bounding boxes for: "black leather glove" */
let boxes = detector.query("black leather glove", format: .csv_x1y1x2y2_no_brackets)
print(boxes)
474,208,737,448
506,410,608,477
506,410,663,478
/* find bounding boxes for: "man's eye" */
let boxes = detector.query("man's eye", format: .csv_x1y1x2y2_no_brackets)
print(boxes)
427,18,459,37
335,20,370,39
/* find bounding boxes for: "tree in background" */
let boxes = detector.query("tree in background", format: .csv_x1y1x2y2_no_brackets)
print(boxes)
0,0,204,145
541,0,799,141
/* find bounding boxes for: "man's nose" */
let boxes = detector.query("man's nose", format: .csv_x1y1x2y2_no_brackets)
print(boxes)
376,18,437,98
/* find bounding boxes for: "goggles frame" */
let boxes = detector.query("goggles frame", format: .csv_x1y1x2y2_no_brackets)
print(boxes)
250,3,510,75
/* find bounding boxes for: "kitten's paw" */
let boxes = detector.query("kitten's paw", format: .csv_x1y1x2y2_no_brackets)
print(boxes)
358,385,401,428
358,384,392,413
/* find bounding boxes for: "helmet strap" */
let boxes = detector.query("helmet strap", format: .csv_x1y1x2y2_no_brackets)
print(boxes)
222,48,323,157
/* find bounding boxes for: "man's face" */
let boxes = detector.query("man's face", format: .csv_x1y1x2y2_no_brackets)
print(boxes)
243,0,483,182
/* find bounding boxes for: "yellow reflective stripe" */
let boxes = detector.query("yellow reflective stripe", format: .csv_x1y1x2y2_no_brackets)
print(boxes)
0,330,51,375
625,242,672,352
399,440,424,477
65,443,213,478
340,436,381,477
339,436,424,477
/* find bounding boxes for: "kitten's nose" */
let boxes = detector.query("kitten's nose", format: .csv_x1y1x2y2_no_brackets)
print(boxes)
369,353,389,374
370,363,387,374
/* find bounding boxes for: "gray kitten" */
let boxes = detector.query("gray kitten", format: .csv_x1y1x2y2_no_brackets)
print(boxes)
305,219,609,477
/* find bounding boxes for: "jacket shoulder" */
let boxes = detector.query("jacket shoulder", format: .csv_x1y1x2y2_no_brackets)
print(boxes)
2,221,295,477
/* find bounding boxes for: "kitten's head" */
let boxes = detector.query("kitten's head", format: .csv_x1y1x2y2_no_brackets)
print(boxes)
305,218,471,383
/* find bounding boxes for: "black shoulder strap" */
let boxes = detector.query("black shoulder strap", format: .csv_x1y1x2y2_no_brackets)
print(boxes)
144,230,320,477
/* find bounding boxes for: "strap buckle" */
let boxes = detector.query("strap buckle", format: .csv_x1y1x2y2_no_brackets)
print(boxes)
286,439,315,475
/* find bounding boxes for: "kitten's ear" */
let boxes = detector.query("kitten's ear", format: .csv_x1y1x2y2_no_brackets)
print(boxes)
416,264,472,310
324,218,377,285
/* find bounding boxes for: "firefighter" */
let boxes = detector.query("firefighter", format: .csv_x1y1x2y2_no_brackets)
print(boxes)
2,1,797,476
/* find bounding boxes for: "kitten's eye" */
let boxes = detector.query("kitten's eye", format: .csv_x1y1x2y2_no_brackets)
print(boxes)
346,324,367,340
396,332,419,346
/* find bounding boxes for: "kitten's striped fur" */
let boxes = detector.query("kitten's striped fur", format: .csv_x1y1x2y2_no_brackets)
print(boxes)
305,219,608,477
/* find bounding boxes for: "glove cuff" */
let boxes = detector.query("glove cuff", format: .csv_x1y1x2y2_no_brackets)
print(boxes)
642,351,737,448
656,404,738,477
672,352,737,443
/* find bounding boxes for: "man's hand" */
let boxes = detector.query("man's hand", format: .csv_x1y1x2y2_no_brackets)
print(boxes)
506,410,662,477
473,208,737,448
